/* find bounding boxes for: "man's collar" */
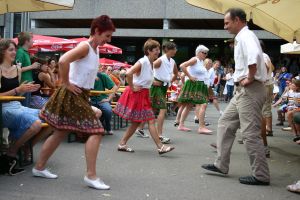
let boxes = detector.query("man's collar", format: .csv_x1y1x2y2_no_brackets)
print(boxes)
235,26,249,41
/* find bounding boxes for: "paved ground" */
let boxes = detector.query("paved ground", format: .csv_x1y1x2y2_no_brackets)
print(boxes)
1,103,300,200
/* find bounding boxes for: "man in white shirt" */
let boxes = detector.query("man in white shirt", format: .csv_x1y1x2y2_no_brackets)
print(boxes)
202,8,270,185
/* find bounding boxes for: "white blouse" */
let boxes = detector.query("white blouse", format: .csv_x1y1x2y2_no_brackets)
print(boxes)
133,56,154,89
154,54,175,85
188,58,208,82
69,42,99,89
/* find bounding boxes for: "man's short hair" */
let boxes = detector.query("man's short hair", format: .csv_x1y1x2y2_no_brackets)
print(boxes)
225,8,247,23
17,32,32,46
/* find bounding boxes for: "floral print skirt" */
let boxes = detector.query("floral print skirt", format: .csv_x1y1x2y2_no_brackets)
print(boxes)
39,86,104,134
150,85,168,109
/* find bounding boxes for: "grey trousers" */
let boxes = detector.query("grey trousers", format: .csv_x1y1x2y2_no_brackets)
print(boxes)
214,81,270,182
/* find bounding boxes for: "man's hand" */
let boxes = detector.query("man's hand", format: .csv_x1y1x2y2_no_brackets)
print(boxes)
240,77,254,87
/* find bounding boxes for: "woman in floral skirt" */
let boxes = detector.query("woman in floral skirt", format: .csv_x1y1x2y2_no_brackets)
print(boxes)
33,15,115,190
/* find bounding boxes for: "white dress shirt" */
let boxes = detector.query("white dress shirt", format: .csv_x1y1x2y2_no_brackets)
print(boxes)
233,26,267,83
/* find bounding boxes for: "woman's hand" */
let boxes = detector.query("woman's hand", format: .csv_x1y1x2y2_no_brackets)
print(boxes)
189,76,197,82
131,85,142,92
152,80,162,86
17,84,40,93
65,82,82,95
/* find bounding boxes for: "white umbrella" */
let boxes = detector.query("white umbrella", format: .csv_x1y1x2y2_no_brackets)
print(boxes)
280,42,300,54
0,0,74,14
186,0,300,43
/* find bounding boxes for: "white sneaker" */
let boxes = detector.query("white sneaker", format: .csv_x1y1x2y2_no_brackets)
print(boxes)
84,176,110,190
32,168,58,179
220,111,224,116
135,129,149,138
159,136,171,144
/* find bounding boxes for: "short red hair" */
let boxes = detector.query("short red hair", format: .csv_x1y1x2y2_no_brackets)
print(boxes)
90,15,115,35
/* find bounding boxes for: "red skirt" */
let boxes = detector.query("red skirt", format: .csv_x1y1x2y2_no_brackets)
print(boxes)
113,87,155,122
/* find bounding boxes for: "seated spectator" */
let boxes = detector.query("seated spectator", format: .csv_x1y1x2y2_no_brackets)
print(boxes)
91,72,118,135
273,80,300,126
292,112,300,144
119,69,127,86
106,66,120,87
286,113,300,193
0,39,45,172
48,58,60,84
112,69,121,87
30,59,56,109
288,111,300,142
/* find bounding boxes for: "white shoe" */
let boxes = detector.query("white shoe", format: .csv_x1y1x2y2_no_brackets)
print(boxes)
219,111,224,116
287,180,300,193
84,176,110,190
32,168,58,179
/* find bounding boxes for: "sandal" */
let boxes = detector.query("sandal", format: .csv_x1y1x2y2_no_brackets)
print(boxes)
158,145,175,155
174,121,179,127
117,145,134,153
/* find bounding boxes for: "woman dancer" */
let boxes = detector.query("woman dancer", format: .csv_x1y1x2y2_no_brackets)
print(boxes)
176,45,212,134
114,39,174,154
151,41,178,144
33,15,115,190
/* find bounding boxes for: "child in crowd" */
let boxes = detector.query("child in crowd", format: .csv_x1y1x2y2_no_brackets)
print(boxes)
273,80,300,126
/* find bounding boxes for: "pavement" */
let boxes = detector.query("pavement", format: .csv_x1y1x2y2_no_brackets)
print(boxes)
0,103,300,200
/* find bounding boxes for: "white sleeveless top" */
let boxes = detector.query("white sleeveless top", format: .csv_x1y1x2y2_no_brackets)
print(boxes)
133,56,154,89
69,42,99,89
154,54,175,85
188,57,208,81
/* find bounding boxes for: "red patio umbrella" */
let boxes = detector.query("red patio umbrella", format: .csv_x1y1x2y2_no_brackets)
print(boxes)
13,34,77,53
71,37,122,54
99,58,131,69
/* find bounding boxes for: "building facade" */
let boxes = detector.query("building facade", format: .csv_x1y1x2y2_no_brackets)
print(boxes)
1,0,285,66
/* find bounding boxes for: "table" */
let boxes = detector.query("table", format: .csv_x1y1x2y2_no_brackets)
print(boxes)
89,90,115,96
117,88,125,93
90,88,125,96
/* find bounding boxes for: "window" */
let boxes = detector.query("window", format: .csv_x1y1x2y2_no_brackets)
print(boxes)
13,13,22,38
